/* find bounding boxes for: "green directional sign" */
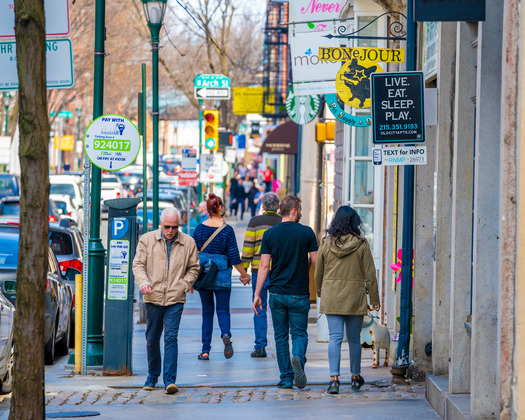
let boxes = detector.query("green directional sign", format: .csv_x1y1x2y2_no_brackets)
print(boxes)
50,110,74,118
194,74,231,89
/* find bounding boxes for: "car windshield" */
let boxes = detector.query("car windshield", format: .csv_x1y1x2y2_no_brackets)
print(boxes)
50,183,76,198
0,233,19,268
0,177,17,197
49,231,73,255
54,201,68,214
0,202,20,216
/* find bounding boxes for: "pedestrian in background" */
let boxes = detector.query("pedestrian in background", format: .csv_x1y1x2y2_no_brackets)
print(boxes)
254,196,318,389
231,177,246,220
247,180,259,218
253,185,266,215
193,194,250,361
241,193,281,357
314,205,380,394
261,167,274,192
196,201,209,223
133,207,200,394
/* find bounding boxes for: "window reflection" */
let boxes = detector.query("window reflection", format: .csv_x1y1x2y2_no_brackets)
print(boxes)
355,126,372,157
354,161,374,205
356,207,374,249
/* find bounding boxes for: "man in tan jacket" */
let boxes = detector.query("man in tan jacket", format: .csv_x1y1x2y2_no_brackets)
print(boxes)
133,207,199,394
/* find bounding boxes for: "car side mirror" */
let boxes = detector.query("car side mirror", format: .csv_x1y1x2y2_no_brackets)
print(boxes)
65,267,81,282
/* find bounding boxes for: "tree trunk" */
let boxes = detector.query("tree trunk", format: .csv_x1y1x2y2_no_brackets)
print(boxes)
11,0,49,418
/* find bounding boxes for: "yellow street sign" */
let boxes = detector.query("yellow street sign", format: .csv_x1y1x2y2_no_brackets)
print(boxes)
233,87,275,115
319,47,405,63
55,135,75,151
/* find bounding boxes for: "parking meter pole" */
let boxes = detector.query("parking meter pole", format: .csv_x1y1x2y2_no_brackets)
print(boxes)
85,0,107,367
103,198,141,374
142,63,148,235
74,273,82,373
198,99,203,203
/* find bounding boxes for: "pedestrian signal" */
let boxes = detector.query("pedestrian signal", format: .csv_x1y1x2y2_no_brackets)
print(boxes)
203,110,219,150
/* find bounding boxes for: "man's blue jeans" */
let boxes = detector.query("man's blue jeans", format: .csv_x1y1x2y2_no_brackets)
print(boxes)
198,288,232,353
252,273,270,349
145,302,184,386
269,292,310,384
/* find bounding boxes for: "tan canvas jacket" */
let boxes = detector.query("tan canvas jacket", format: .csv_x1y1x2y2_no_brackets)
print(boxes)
314,234,380,315
133,229,200,306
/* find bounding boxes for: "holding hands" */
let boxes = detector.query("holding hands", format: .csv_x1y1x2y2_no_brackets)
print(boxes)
240,273,251,285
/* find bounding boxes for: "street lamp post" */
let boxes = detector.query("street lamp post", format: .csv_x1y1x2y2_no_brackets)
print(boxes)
141,0,167,230
3,93,12,135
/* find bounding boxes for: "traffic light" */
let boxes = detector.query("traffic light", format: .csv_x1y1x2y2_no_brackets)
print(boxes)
203,110,219,150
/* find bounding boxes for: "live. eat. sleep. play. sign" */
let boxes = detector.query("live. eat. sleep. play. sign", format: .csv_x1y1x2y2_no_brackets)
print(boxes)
370,72,425,144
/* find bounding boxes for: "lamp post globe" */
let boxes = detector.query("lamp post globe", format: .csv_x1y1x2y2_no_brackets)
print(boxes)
141,0,167,230
3,93,12,135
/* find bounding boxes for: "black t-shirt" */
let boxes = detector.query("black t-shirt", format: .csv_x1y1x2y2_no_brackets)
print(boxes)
260,221,318,295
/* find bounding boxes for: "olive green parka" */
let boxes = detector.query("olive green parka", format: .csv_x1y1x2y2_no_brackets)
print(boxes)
314,234,379,315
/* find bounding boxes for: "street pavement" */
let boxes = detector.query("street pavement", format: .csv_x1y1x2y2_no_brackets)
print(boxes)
0,217,439,419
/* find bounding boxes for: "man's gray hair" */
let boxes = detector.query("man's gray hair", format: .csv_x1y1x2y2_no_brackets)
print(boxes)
160,207,181,223
262,193,279,212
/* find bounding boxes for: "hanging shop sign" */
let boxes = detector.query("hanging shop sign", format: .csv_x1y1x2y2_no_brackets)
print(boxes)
290,0,347,33
325,94,371,127
414,0,485,22
318,47,405,63
335,59,383,109
290,31,346,96
370,71,425,144
285,86,320,125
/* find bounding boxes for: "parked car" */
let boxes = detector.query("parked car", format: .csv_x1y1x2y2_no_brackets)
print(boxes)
101,174,127,217
50,193,83,229
0,174,20,200
137,200,178,233
0,196,61,222
0,229,73,364
0,293,14,394
49,174,83,210
113,166,151,197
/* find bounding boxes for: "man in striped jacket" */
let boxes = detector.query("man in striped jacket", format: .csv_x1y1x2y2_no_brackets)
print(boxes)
242,192,281,357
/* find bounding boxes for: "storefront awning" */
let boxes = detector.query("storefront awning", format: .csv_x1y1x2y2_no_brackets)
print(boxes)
259,121,299,155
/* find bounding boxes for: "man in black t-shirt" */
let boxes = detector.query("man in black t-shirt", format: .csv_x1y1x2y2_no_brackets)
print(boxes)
254,196,318,389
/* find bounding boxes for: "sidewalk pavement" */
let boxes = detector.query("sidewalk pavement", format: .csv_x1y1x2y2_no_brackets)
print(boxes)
0,218,439,419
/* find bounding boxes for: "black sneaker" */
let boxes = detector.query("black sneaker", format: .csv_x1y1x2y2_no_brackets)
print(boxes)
327,379,340,394
223,334,234,359
250,348,267,358
351,375,365,391
291,356,307,389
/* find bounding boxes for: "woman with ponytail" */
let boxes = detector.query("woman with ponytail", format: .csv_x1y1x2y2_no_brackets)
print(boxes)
192,194,250,361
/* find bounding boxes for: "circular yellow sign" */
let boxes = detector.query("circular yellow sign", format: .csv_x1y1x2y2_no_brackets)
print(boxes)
335,59,383,109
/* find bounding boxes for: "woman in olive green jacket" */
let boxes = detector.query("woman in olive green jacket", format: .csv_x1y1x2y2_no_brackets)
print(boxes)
314,206,380,394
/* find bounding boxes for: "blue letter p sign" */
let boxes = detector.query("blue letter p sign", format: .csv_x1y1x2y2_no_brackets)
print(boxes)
112,218,129,239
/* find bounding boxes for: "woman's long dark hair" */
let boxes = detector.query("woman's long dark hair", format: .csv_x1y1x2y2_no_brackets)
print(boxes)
326,205,364,247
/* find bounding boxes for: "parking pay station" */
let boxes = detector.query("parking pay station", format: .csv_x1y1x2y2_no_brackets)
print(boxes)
103,197,141,374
